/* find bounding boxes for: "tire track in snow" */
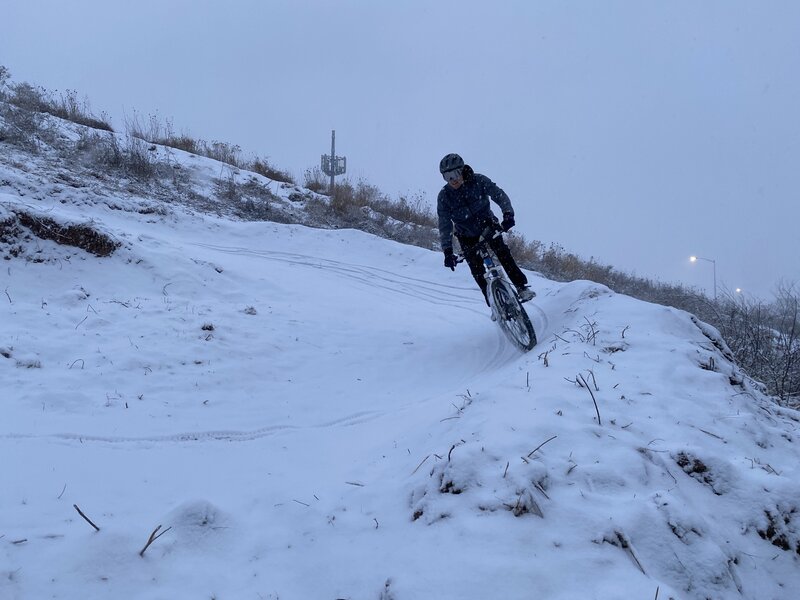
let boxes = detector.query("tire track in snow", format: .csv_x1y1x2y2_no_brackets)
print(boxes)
1,410,385,446
193,243,478,309
193,241,530,369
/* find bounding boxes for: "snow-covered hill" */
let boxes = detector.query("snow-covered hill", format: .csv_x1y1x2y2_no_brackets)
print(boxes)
2,114,800,600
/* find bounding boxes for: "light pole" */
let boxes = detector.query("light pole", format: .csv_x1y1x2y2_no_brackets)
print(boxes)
690,256,717,301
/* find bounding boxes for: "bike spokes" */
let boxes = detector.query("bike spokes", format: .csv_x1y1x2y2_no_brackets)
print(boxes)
490,282,537,351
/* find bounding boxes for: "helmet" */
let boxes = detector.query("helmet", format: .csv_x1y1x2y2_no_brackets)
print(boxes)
439,153,464,174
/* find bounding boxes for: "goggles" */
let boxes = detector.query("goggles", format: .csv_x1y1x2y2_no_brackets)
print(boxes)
442,168,463,183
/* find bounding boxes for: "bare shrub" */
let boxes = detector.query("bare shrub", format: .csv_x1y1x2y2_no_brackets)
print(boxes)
204,141,241,167
250,157,294,184
329,178,363,218
52,90,112,131
0,103,47,149
370,192,436,228
160,134,199,154
716,284,800,403
0,65,11,100
6,79,111,131
76,130,123,169
303,166,327,193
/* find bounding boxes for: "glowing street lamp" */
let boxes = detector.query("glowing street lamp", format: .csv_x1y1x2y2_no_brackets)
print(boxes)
690,256,717,301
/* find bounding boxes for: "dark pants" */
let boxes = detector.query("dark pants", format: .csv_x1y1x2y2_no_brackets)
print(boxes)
458,234,528,303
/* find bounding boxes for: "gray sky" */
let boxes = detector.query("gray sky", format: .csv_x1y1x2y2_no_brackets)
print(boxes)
4,0,799,299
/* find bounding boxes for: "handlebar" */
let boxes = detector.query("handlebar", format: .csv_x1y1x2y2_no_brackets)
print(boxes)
454,221,504,263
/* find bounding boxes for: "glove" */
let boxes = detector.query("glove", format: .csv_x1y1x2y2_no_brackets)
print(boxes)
443,248,457,271
501,212,515,232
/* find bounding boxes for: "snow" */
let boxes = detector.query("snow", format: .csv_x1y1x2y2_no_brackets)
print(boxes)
2,118,800,600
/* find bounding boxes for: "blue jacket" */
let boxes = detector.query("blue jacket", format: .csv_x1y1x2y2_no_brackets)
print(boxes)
437,166,514,251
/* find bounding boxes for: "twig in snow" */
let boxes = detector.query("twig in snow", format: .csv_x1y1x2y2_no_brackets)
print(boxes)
588,370,599,391
73,504,100,531
68,359,84,370
57,484,67,499
527,435,558,458
75,316,88,329
373,518,379,529
533,481,550,499
698,428,724,440
411,454,430,475
622,325,630,339
3,287,11,304
538,349,551,367
607,530,646,574
503,461,510,478
578,373,602,426
448,444,456,462
139,524,172,557
583,316,598,345
292,499,310,507
345,481,365,487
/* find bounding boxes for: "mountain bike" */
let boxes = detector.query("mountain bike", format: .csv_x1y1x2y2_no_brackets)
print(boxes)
457,225,537,352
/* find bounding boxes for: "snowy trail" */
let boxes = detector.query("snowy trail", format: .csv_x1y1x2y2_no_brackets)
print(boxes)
5,144,800,599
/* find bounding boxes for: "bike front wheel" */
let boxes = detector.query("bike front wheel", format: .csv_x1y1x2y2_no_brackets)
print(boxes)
489,280,537,352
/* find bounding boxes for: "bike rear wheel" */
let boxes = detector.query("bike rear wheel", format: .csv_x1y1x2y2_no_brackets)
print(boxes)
489,280,537,351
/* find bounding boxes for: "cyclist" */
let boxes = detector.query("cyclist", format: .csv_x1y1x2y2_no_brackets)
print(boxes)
437,153,535,304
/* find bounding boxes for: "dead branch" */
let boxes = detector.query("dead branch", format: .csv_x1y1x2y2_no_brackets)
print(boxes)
578,373,602,426
73,504,100,531
139,524,172,557
614,531,646,574
539,349,550,367
527,435,558,458
411,454,430,475
583,317,598,345
588,370,599,391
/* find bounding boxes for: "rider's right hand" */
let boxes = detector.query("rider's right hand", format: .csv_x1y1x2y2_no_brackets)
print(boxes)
443,248,457,271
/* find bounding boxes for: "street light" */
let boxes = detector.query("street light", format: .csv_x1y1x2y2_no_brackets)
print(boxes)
690,256,717,301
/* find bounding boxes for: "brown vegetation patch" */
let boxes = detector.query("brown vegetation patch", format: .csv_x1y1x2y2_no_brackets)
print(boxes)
14,211,119,257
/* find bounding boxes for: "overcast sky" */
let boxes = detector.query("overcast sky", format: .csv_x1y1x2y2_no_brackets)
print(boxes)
3,0,799,298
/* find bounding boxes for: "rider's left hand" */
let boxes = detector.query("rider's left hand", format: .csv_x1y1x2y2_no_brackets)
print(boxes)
501,213,515,232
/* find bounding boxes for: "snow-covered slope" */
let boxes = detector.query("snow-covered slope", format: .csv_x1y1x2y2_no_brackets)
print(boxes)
2,121,800,600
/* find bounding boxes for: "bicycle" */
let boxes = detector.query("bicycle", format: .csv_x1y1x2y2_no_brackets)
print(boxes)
456,224,538,352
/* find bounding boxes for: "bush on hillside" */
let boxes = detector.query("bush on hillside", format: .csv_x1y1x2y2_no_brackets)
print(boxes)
303,167,327,193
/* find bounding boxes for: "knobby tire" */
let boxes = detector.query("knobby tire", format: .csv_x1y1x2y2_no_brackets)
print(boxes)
489,280,537,352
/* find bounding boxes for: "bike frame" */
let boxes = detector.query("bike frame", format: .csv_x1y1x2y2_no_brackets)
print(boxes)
456,224,537,351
